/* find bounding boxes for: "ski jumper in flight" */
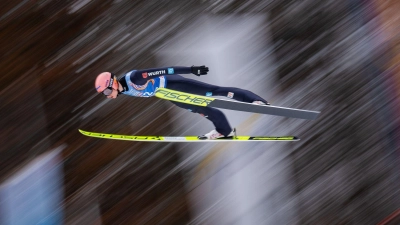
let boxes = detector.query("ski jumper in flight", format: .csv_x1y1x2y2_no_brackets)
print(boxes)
94,66,269,139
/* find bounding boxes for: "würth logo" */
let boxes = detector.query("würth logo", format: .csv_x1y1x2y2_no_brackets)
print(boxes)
148,70,166,76
142,72,148,78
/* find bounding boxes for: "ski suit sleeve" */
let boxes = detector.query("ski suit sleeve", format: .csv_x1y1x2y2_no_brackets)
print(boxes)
129,66,191,85
130,66,209,85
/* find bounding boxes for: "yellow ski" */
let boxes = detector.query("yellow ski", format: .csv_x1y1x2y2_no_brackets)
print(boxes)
155,88,320,120
79,130,299,142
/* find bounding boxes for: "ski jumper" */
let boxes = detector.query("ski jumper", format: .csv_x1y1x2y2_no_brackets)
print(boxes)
119,66,267,136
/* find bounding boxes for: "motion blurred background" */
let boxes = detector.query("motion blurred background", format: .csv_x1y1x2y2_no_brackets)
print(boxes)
0,0,399,224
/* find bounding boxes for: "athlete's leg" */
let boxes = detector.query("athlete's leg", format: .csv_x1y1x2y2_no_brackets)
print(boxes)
166,75,268,103
171,101,233,136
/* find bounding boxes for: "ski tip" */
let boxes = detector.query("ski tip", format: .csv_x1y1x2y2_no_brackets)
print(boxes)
78,129,88,135
293,136,300,140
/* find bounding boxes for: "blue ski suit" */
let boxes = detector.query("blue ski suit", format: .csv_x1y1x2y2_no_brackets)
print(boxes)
118,66,267,136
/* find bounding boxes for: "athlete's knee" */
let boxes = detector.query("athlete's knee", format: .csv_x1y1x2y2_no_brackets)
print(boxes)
202,107,226,120
175,103,206,116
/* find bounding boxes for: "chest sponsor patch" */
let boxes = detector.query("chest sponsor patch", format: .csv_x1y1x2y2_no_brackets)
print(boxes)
148,70,166,76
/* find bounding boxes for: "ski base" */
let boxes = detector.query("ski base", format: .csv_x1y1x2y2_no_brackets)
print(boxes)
79,130,299,142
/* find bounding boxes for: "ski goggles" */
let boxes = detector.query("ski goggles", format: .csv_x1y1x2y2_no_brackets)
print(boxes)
101,73,117,96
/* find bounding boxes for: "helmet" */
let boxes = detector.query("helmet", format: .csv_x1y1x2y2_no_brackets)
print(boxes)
95,72,118,95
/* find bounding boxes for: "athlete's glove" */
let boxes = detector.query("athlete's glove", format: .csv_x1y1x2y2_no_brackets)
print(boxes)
191,65,209,76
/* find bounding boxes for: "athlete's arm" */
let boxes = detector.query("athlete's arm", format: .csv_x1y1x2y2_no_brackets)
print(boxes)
130,66,209,85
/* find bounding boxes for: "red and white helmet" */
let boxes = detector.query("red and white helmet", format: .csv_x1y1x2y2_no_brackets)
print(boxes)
95,72,118,95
